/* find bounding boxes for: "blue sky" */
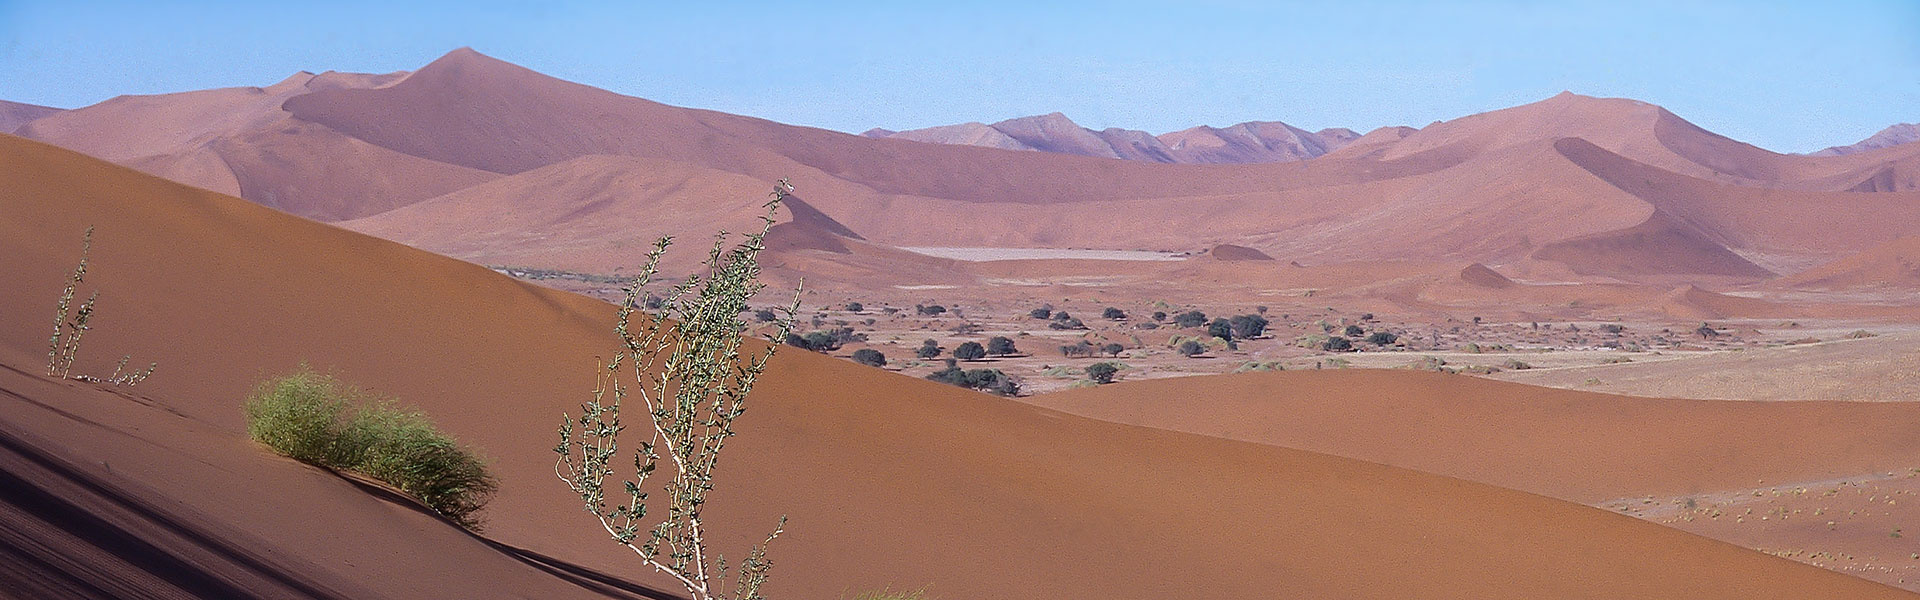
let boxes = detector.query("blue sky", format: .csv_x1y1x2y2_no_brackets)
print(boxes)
1,0,1914,152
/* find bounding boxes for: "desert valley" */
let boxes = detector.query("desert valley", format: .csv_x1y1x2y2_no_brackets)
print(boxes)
4,32,1920,600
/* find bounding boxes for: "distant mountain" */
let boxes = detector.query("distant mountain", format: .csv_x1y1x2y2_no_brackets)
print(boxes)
863,112,1361,164
0,99,62,134
1810,124,1920,156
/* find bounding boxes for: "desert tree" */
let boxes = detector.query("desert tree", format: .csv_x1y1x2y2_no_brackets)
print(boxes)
953,341,987,361
1086,362,1120,384
555,181,802,600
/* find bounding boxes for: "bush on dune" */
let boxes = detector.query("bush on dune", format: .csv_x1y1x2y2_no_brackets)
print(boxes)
245,367,497,529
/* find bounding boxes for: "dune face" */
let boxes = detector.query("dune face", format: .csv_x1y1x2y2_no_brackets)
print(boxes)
12,68,491,221
1774,235,1920,290
0,99,62,133
1814,123,1920,156
9,133,1918,598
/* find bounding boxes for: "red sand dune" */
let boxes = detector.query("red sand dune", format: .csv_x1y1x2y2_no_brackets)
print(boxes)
1774,235,1920,290
6,133,1914,598
0,99,62,133
26,48,1920,289
1031,369,1920,504
14,69,491,220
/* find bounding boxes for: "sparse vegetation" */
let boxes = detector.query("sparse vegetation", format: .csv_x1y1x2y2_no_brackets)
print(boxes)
1322,336,1354,352
1365,331,1398,346
1102,307,1127,320
851,348,887,367
1100,342,1126,357
953,341,987,361
246,367,496,529
45,227,155,385
1172,310,1208,328
915,339,943,359
926,359,1020,395
1086,362,1120,384
554,182,798,600
987,336,1019,356
1177,340,1206,357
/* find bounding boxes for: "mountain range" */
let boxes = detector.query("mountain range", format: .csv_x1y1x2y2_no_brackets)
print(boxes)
862,112,1362,164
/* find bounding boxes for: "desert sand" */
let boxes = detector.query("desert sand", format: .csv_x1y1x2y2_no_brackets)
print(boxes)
6,130,1918,598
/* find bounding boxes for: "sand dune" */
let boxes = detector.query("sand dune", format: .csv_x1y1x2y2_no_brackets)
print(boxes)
1775,236,1920,290
5,133,1913,598
0,99,62,133
1813,123,1920,157
14,69,490,220
27,48,1920,289
1030,369,1920,504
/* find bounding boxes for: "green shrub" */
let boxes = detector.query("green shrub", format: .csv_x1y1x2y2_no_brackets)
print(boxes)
245,368,496,529
1086,362,1120,384
354,404,497,528
851,348,887,367
245,369,369,467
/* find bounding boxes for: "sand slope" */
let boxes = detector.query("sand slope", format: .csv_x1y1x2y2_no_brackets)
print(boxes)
4,133,1913,598
0,99,62,134
1030,369,1920,504
14,69,492,220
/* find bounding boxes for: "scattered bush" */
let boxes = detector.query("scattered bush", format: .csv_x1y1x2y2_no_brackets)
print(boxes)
915,339,943,359
247,368,496,529
1151,311,1167,322
1365,331,1398,346
1052,311,1073,322
1086,362,1120,384
987,336,1019,356
1501,359,1533,370
845,302,864,313
1228,314,1269,339
851,348,887,367
1177,340,1206,357
1208,318,1235,341
1322,336,1354,352
1048,318,1087,330
1235,361,1285,373
927,360,1019,395
1102,307,1127,320
953,341,987,361
849,588,928,600
1343,324,1365,337
1029,307,1053,320
1060,341,1095,357
1847,330,1877,339
1172,311,1209,328
754,309,778,323
915,304,947,316
1599,323,1625,334
1101,342,1126,357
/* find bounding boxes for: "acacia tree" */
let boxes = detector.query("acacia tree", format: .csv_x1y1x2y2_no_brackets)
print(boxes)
555,181,802,600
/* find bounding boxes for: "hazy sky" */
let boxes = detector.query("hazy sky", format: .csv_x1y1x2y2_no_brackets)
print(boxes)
2,0,1914,152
